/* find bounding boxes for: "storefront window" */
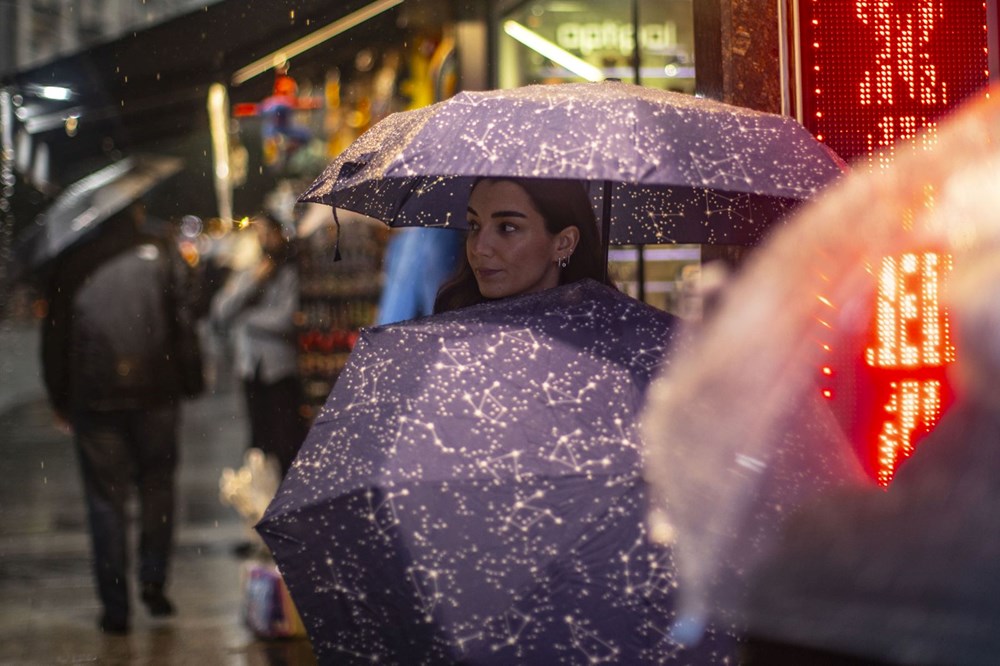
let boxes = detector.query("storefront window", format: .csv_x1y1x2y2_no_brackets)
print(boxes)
608,245,701,318
498,0,695,91
496,0,698,317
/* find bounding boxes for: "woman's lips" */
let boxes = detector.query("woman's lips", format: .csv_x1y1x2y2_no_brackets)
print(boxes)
475,268,502,279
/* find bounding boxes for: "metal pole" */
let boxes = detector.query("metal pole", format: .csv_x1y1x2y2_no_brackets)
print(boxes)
632,0,641,85
1,87,15,337
601,180,612,283
632,0,646,302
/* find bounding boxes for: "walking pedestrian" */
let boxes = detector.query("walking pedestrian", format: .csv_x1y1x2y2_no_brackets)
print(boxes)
210,212,307,478
41,202,205,634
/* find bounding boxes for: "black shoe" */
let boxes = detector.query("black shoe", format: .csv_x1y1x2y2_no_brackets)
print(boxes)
231,540,256,559
99,612,130,634
140,583,175,617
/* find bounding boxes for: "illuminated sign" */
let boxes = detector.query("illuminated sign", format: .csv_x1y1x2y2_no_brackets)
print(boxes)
798,1,991,485
798,0,990,167
498,1,696,90
555,21,683,57
866,252,954,485
866,253,954,370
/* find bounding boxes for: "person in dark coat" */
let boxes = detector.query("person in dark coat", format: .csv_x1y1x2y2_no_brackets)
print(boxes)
41,203,204,634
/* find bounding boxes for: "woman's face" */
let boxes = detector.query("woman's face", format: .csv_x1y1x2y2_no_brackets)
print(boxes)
466,180,566,300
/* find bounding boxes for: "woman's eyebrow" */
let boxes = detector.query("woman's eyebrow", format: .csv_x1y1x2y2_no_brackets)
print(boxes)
466,206,528,219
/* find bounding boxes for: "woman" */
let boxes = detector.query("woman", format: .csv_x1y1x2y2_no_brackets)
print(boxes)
257,176,741,664
210,212,307,478
434,177,613,313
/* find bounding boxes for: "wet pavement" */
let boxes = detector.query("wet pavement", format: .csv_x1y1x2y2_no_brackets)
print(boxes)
0,321,318,665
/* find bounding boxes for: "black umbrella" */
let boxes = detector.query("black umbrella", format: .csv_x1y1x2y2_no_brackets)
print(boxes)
12,154,183,278
257,280,738,664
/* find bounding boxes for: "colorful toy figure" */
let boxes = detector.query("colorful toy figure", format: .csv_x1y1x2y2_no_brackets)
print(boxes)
234,65,322,170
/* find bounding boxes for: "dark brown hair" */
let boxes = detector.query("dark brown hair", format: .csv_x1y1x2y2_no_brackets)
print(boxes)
434,177,613,313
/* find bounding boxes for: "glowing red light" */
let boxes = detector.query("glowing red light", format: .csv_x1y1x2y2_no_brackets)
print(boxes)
801,0,990,165
799,0,986,484
865,253,954,485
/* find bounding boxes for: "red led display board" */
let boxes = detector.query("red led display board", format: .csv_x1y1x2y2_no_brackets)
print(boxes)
795,1,994,484
798,0,992,167
863,252,955,485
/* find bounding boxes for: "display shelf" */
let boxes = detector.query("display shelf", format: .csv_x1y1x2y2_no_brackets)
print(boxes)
294,214,388,417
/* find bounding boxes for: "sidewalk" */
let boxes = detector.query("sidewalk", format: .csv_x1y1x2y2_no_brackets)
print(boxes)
0,321,44,415
0,321,317,665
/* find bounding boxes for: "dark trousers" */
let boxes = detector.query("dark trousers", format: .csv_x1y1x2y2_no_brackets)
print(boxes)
72,404,179,621
742,638,898,665
243,374,307,477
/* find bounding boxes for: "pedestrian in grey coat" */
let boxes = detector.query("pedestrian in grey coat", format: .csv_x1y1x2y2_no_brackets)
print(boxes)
211,213,307,477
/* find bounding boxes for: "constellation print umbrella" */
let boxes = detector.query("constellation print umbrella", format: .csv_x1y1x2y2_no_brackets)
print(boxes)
257,280,738,665
299,81,845,257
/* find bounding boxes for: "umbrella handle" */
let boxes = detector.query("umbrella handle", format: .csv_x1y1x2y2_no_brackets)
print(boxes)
601,180,612,282
331,208,342,262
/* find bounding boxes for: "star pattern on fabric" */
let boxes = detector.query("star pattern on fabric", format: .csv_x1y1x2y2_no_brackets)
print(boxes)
299,81,843,248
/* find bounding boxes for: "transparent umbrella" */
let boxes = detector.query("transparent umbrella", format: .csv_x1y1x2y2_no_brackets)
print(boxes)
641,88,1000,640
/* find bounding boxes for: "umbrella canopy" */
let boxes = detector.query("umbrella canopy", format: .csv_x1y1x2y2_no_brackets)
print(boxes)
257,280,738,664
12,154,183,279
640,87,1000,644
299,81,845,250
